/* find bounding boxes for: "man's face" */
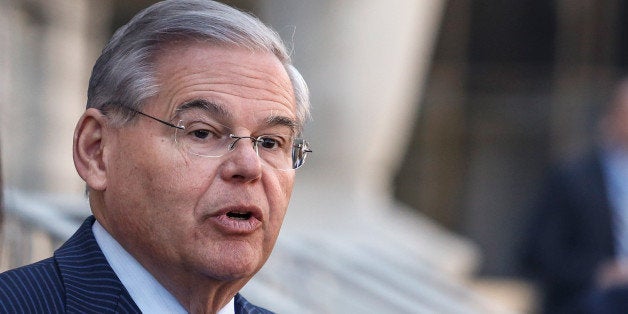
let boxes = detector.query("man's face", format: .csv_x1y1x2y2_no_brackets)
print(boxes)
100,43,297,283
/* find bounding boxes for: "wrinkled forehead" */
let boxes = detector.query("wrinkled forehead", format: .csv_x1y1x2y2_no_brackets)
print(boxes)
150,43,298,127
152,41,295,99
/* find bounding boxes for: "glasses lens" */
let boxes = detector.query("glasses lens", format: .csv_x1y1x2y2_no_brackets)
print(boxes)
255,135,298,170
174,119,310,170
291,139,310,169
174,120,231,158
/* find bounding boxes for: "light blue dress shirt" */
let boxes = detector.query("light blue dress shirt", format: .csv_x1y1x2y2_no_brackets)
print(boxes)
92,221,234,314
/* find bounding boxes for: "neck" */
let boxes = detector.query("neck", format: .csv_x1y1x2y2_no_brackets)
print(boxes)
89,192,252,313
140,249,246,313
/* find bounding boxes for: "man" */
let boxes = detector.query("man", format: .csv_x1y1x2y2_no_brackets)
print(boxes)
522,79,628,313
0,0,311,313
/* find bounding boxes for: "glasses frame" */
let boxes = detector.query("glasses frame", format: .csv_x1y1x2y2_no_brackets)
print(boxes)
123,107,312,170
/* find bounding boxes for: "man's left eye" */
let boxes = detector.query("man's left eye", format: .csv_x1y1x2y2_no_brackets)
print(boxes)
259,137,279,149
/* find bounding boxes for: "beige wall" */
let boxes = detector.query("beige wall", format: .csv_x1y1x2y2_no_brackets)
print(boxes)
0,0,111,194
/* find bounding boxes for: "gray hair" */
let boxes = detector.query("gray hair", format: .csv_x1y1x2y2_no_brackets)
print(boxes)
87,0,310,130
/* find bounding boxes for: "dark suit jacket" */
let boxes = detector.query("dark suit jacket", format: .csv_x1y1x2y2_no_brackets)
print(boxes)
522,150,617,314
0,216,272,313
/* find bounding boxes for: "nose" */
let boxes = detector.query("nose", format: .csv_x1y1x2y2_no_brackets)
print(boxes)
220,135,262,182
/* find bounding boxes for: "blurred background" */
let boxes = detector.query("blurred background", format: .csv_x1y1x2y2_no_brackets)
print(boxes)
2,0,628,313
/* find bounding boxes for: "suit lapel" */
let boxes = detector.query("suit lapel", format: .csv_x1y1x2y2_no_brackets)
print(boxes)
235,293,272,314
54,216,141,313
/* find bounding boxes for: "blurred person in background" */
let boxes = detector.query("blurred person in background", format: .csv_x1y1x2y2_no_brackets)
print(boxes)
0,0,311,313
523,78,628,313
0,146,2,239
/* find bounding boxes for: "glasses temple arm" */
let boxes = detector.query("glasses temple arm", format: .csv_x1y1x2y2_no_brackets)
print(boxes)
126,107,184,130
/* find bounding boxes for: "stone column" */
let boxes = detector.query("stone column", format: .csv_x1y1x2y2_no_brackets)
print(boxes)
259,0,444,226
0,0,111,194
257,1,479,277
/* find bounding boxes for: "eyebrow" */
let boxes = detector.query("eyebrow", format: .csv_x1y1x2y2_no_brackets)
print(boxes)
265,114,299,135
176,98,299,134
175,99,233,120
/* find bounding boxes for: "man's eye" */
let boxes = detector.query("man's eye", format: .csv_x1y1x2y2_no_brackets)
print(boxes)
192,129,211,139
259,137,279,149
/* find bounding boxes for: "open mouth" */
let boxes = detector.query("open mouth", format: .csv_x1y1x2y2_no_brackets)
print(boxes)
211,206,262,233
226,211,253,220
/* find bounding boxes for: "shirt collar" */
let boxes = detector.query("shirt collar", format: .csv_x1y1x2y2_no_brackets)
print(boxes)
92,220,235,314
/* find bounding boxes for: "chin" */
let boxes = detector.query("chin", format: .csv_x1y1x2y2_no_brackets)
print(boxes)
205,260,262,282
197,242,266,281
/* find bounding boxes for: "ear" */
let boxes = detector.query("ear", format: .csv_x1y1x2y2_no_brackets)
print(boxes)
73,108,109,191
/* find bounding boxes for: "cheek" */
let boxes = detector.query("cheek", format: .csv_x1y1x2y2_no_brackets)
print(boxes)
146,162,214,211
266,172,295,221
108,142,198,212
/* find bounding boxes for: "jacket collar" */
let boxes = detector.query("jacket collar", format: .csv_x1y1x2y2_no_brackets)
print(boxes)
54,216,141,313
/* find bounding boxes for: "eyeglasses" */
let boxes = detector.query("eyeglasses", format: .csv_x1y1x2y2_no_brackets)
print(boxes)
128,108,312,170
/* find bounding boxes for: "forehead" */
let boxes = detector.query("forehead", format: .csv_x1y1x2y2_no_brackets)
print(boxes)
150,42,297,124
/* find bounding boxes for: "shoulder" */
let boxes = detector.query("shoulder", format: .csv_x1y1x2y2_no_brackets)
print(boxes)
0,257,65,312
234,293,275,314
0,217,139,313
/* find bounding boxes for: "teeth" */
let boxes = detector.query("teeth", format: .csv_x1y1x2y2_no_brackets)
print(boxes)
226,212,251,220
